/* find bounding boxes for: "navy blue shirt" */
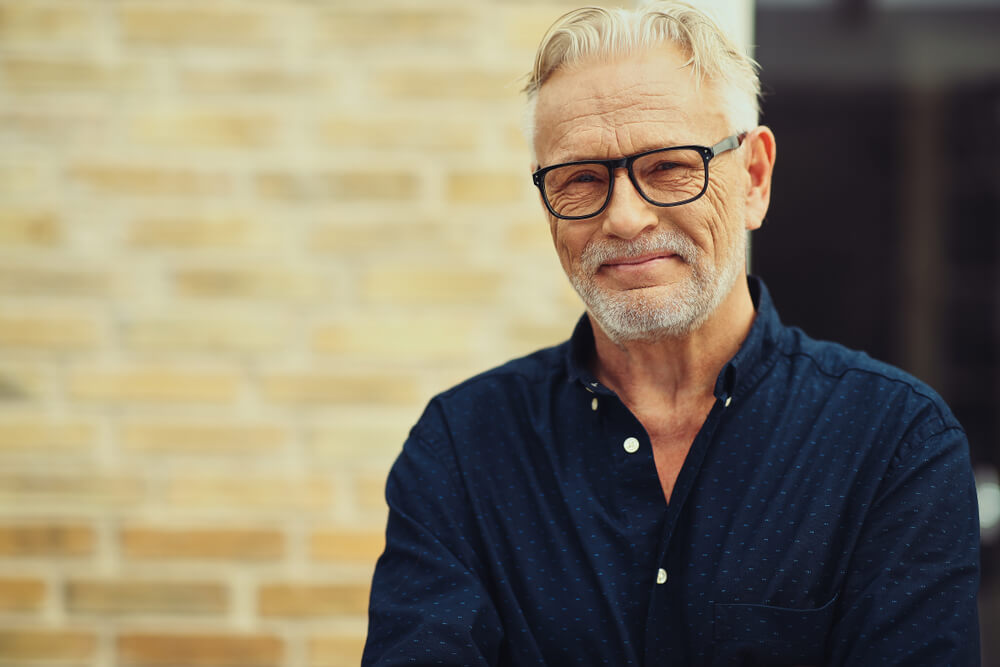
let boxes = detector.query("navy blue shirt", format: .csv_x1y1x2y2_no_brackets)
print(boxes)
364,277,980,666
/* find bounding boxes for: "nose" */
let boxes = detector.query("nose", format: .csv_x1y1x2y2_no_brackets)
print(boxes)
600,170,659,240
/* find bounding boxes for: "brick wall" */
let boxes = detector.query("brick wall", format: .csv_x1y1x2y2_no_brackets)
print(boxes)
0,1,587,665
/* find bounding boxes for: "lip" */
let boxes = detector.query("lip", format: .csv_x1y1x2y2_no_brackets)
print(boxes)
602,251,679,268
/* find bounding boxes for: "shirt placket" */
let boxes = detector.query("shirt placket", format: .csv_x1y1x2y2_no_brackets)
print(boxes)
584,378,672,660
583,380,664,526
642,392,733,665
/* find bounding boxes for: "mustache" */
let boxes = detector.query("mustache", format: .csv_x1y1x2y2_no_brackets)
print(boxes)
579,229,699,274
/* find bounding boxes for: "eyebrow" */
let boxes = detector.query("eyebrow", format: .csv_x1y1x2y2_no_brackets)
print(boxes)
544,139,694,167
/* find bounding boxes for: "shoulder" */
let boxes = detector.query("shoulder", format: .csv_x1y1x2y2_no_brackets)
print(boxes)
777,325,963,440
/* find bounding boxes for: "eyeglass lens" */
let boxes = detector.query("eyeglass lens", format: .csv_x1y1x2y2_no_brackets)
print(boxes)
542,148,706,218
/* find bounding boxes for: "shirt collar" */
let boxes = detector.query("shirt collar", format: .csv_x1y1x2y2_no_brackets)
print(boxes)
566,310,600,390
564,276,785,401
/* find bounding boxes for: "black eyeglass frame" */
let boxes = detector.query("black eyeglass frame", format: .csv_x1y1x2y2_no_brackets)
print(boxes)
531,132,747,221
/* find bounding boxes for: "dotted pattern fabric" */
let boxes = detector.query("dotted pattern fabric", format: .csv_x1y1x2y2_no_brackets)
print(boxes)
363,277,980,666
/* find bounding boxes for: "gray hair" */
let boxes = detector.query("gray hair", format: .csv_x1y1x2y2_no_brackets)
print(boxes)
522,1,761,156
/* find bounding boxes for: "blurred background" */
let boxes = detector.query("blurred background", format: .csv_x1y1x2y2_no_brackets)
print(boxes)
0,0,995,666
753,0,1000,663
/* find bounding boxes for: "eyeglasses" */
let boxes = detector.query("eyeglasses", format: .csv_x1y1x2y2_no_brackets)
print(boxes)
531,133,746,220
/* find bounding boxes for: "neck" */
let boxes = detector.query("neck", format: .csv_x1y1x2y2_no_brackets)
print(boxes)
589,277,756,408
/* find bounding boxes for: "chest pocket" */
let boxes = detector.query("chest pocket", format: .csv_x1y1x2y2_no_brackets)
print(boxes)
711,595,838,666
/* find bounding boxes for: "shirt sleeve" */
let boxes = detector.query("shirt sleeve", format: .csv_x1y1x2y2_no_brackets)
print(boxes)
362,406,503,666
828,425,981,665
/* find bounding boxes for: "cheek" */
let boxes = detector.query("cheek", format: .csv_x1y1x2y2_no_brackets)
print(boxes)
550,220,588,274
689,179,743,253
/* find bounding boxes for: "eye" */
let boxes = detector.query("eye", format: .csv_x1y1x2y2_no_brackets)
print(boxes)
652,160,681,172
544,164,608,194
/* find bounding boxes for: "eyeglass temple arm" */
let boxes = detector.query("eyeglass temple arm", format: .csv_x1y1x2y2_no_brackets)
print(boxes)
710,132,747,157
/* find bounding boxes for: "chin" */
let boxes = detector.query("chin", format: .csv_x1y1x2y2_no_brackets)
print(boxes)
574,262,744,344
578,283,709,343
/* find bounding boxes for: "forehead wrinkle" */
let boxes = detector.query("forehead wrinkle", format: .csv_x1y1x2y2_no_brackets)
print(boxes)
585,86,690,124
545,82,681,131
546,107,694,164
613,118,685,157
542,116,607,165
546,95,690,163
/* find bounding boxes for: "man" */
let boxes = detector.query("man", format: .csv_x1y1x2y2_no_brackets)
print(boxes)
363,2,981,665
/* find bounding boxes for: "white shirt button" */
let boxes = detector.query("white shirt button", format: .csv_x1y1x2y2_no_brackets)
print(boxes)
623,437,640,454
724,396,733,407
656,568,668,584
591,398,598,411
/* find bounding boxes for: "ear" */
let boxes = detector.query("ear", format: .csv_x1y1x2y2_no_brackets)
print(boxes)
743,126,777,231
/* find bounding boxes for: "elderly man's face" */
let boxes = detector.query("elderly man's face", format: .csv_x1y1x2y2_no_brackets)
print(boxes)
533,44,759,342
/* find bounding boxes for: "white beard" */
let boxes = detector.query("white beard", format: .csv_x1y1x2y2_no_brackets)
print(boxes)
568,227,745,344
